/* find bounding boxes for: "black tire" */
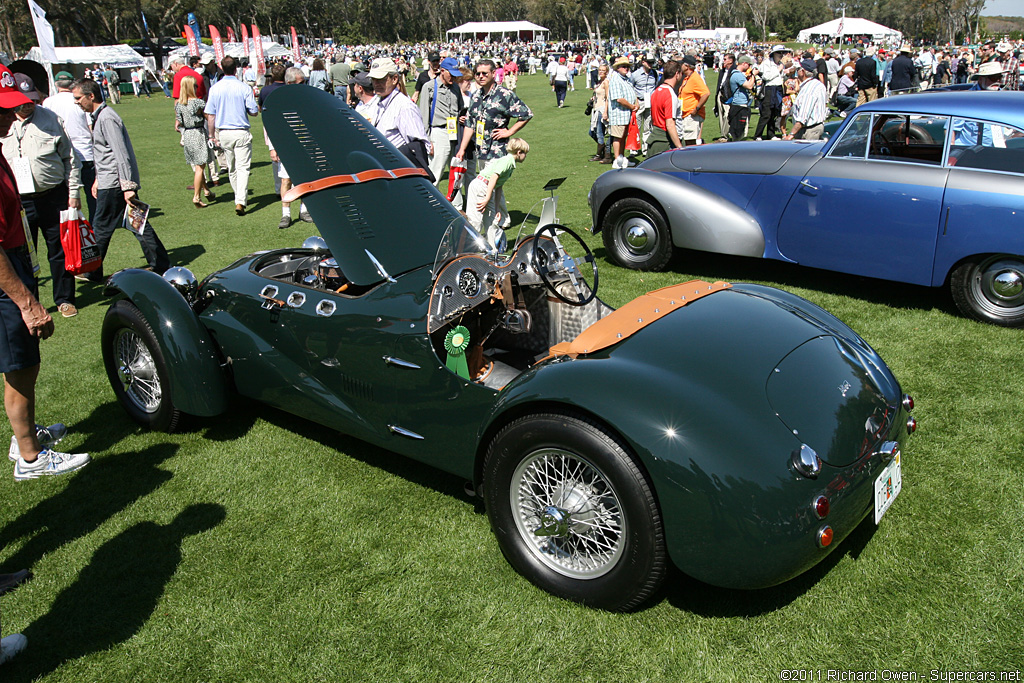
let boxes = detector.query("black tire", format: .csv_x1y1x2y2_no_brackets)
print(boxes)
601,197,673,271
483,413,667,611
950,255,1024,327
101,300,181,432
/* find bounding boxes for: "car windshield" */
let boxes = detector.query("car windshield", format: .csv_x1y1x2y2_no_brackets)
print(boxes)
432,217,490,281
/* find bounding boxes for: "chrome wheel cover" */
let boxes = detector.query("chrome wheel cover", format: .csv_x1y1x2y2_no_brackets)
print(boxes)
972,256,1024,317
113,328,161,414
510,449,624,579
616,212,660,260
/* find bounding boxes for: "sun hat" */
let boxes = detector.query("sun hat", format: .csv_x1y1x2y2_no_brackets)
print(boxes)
13,73,40,102
770,45,789,55
899,44,913,54
368,57,398,79
612,56,630,69
972,61,1006,79
439,57,462,77
0,65,31,109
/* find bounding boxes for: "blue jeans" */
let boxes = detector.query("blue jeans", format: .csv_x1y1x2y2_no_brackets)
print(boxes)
334,85,348,103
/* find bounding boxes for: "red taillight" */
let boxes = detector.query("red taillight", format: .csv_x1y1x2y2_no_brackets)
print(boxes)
818,526,833,548
906,417,917,434
903,394,914,411
814,495,830,519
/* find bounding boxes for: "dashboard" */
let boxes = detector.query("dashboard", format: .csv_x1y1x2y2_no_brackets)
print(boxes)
428,236,561,333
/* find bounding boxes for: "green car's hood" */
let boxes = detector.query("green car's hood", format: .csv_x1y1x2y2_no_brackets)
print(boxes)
262,86,461,286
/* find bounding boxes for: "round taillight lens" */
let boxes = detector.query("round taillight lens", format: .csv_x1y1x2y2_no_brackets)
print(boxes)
903,394,914,411
907,417,917,434
814,495,830,519
818,526,833,548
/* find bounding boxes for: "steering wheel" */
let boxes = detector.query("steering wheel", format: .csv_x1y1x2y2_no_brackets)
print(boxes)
532,224,598,306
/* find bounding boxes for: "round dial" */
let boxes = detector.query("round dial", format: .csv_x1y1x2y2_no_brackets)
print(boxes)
458,268,481,297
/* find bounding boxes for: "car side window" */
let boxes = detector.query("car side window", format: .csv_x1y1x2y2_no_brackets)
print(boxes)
867,114,949,166
827,114,871,159
949,118,1024,175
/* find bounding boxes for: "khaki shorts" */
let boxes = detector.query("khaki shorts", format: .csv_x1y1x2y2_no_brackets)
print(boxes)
678,114,704,141
609,124,627,138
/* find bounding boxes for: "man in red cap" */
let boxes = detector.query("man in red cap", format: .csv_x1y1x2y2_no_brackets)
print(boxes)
0,61,92,667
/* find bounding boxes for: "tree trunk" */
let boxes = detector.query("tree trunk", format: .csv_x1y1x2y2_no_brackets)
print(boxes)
582,12,593,42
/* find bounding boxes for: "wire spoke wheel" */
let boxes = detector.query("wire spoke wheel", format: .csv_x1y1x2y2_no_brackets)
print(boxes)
512,448,624,579
114,328,162,414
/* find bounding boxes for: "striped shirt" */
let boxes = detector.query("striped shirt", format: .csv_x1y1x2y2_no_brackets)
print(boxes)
607,72,637,126
792,77,827,128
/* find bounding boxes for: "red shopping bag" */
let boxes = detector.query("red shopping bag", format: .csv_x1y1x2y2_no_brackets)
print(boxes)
59,208,102,275
625,111,641,153
446,157,467,202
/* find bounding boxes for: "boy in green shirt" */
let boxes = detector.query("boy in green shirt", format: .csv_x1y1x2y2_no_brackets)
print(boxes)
466,138,529,251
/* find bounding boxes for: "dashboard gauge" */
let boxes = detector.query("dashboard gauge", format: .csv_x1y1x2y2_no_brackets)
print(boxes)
485,272,497,292
442,285,453,298
458,268,481,297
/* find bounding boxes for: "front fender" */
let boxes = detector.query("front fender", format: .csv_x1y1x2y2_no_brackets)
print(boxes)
104,269,228,417
590,168,766,258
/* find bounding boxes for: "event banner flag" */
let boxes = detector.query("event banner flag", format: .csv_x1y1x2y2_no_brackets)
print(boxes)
226,26,236,42
290,26,300,64
184,24,199,56
27,0,57,62
241,24,250,56
252,25,265,77
210,25,224,63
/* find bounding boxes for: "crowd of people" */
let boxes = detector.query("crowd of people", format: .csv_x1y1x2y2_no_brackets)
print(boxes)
0,31,1021,664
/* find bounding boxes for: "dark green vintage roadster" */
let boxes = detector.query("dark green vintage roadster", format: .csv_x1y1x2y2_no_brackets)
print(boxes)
100,86,915,611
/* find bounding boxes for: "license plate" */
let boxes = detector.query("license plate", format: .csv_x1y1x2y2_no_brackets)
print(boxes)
874,450,902,524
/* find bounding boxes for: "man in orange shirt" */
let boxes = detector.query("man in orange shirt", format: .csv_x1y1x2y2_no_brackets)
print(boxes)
677,55,710,146
647,60,683,155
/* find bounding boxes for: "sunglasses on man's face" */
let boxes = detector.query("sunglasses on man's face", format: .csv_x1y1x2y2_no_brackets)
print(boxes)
475,71,492,77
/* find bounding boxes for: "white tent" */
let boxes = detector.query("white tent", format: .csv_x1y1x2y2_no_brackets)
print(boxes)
446,21,549,41
167,40,291,64
665,27,748,43
714,27,748,43
26,44,144,70
797,17,902,44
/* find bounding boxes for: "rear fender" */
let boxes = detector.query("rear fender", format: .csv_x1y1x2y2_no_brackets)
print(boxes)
104,269,228,417
591,168,765,258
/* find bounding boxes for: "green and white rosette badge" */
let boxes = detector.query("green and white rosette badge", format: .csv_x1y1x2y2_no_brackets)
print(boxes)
445,326,471,380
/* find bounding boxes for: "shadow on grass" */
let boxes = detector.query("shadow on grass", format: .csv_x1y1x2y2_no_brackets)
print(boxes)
660,513,879,616
165,243,207,269
602,247,954,317
5,503,226,682
0,443,178,574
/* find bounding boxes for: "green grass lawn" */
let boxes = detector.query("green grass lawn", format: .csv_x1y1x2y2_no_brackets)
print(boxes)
1,73,1022,682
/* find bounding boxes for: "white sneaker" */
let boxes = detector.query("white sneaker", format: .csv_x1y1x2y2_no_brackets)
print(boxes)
14,448,90,481
9,423,68,462
0,633,27,665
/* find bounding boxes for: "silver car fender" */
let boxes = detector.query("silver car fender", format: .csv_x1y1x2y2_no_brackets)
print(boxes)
591,168,766,258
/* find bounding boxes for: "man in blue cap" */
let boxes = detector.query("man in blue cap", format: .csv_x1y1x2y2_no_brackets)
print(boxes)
418,57,464,190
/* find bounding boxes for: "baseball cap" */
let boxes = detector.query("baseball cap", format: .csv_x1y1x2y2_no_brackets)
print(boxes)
0,65,31,109
368,57,397,79
55,70,74,81
428,52,440,62
13,73,40,102
439,57,462,77
681,55,698,68
737,55,754,66
200,52,215,64
350,71,372,88
799,58,817,72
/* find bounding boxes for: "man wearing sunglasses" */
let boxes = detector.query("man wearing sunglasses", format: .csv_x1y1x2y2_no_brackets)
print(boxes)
453,60,532,177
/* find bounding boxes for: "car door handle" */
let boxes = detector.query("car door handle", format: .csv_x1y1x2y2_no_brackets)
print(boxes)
800,179,819,191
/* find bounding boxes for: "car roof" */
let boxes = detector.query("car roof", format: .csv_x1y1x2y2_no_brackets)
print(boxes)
855,91,1024,126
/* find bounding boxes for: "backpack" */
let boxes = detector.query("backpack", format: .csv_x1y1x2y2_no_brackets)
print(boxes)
721,68,735,101
109,70,121,85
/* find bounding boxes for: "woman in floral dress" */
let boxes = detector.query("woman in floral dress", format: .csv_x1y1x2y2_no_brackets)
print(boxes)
175,75,213,207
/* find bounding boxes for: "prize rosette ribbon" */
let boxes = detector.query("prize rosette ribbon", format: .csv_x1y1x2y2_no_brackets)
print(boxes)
444,326,471,380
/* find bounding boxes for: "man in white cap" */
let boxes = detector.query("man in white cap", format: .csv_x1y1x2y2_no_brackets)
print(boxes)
994,43,1019,91
368,57,431,175
784,59,827,141
418,57,464,190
